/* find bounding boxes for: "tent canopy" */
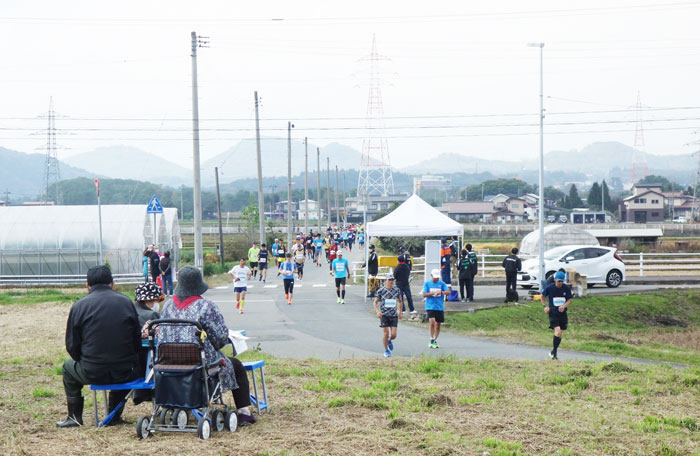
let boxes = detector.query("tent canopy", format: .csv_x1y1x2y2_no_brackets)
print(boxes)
366,194,464,237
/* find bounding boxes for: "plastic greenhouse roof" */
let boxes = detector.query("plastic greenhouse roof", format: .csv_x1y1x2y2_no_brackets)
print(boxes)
0,205,175,251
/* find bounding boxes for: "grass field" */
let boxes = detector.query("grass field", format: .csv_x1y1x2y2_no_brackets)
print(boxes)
447,291,700,367
1,293,700,455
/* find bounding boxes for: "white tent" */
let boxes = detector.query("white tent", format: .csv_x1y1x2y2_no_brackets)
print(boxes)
366,194,464,237
362,194,464,299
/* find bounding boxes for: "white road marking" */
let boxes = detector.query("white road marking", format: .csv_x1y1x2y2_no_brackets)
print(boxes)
215,286,229,289
264,285,278,288
312,284,327,287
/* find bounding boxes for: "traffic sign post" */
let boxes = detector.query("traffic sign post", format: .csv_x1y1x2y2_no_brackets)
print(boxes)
147,195,164,247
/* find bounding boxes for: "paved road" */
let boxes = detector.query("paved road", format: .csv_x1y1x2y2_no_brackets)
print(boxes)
206,248,682,365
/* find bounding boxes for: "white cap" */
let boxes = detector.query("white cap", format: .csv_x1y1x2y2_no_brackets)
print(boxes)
337,251,343,256
430,269,441,279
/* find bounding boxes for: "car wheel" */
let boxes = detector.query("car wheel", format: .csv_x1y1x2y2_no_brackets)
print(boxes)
545,271,555,279
606,269,622,288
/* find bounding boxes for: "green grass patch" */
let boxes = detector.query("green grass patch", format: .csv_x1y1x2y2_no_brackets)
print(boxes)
0,289,82,306
637,415,699,433
31,388,55,398
447,290,700,365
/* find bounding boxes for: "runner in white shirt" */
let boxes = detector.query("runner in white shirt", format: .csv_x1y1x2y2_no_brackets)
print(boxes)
228,258,252,314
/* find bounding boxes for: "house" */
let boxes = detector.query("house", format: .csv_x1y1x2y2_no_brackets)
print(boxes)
485,194,509,210
570,209,610,224
663,191,696,220
491,210,528,223
619,183,665,223
505,196,527,215
438,201,495,223
274,200,298,220
344,194,410,221
295,199,324,221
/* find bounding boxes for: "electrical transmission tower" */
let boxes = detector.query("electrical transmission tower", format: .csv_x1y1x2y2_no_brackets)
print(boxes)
39,97,61,204
357,35,394,197
629,92,649,185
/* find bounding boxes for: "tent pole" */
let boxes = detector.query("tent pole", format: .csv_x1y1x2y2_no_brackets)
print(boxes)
364,234,369,301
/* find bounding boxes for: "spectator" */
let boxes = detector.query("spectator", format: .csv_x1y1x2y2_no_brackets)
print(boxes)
502,247,522,302
159,250,173,295
148,245,160,283
132,282,163,405
393,254,416,317
57,266,141,428
457,244,478,302
142,248,150,283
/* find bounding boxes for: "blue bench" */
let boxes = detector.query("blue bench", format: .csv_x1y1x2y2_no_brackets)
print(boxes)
242,360,268,413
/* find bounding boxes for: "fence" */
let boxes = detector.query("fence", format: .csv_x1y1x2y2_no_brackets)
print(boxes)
352,252,700,282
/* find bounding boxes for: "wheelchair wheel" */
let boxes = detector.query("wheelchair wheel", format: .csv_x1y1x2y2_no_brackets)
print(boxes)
136,416,150,439
197,418,211,440
171,409,188,430
225,410,238,431
212,410,225,432
159,408,173,425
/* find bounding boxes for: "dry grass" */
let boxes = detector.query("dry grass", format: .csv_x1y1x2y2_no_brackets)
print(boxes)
640,328,700,351
2,300,700,456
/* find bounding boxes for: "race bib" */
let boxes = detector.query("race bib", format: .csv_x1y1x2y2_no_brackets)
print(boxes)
429,288,441,295
238,272,247,279
384,299,397,308
335,263,345,272
553,297,566,307
259,258,266,263
278,250,284,254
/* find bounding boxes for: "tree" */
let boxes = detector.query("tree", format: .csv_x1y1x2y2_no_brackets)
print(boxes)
601,180,611,211
563,184,583,209
460,178,535,200
635,175,683,192
543,186,565,202
587,182,602,210
241,194,259,243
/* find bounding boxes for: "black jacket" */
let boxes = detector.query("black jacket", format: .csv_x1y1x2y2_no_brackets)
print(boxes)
393,263,411,286
65,284,141,372
159,256,171,275
367,251,379,276
502,254,522,273
457,252,478,279
149,251,160,278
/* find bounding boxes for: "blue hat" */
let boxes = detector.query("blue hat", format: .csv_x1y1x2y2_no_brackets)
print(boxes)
554,271,566,282
441,238,446,242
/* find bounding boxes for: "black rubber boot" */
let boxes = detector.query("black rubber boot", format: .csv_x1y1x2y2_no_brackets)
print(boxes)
105,392,126,426
56,396,84,428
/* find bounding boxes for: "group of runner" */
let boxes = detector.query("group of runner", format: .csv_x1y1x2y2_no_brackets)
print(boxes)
232,233,572,360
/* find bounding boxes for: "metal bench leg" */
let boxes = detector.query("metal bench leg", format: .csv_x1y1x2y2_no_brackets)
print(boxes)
250,368,260,413
102,391,108,423
260,367,268,412
93,390,99,427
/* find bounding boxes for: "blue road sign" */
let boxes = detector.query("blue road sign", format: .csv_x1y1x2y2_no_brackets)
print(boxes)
146,194,164,213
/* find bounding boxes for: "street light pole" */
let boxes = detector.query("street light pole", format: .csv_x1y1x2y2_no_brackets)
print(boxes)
304,137,309,235
528,42,545,291
287,122,294,251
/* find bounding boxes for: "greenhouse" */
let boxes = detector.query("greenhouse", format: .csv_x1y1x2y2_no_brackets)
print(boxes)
0,205,181,284
519,224,599,256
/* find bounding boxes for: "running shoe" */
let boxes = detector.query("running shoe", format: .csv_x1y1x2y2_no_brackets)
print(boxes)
549,350,558,360
340,299,345,305
410,310,417,315
387,340,394,351
337,297,341,304
288,300,292,305
383,349,391,358
239,309,244,314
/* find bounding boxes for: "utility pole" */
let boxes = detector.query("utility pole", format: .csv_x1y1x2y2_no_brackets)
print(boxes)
180,184,184,220
94,178,103,265
316,147,321,234
342,172,347,225
304,137,309,235
3,189,10,205
254,91,266,245
214,167,225,267
287,122,294,250
527,41,545,291
190,31,206,271
326,157,331,228
335,165,340,227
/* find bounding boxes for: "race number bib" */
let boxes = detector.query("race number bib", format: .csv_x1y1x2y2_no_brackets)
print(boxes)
296,252,304,259
335,263,345,272
384,299,397,308
259,257,266,263
553,297,566,307
278,250,284,255
429,288,441,294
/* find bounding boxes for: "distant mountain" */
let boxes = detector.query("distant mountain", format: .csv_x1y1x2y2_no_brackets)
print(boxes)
0,147,93,199
201,139,363,185
62,145,191,186
401,152,517,175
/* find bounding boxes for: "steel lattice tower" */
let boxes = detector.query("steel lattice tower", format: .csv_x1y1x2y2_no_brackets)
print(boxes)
41,97,61,203
630,92,649,184
357,35,394,197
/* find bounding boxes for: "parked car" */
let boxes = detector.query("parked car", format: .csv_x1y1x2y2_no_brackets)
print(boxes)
673,216,687,224
558,215,568,223
518,245,625,289
547,215,556,223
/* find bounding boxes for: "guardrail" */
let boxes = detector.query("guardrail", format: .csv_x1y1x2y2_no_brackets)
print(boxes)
0,273,145,286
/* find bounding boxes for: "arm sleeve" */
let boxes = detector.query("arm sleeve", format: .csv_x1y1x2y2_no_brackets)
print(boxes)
517,258,522,271
565,287,573,300
422,282,429,294
501,258,507,268
65,305,81,361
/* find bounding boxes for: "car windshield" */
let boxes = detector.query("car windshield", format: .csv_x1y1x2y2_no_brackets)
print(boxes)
544,246,573,261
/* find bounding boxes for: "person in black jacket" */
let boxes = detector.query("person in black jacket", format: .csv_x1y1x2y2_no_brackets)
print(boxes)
393,254,416,316
57,266,141,428
502,247,522,302
457,244,479,302
159,250,173,295
366,245,379,297
148,245,160,283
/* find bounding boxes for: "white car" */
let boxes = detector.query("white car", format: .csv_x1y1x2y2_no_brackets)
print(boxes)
518,245,625,289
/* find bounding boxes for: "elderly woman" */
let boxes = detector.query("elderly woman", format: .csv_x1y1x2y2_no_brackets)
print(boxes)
158,266,256,425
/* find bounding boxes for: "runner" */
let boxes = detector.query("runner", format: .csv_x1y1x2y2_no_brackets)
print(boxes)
331,251,350,304
280,253,296,305
271,238,280,269
422,269,450,348
357,230,365,248
228,258,251,314
294,239,306,281
541,270,573,360
276,242,286,271
248,242,260,279
313,234,324,267
306,233,314,259
328,240,338,273
257,243,269,283
373,273,403,357
346,230,354,252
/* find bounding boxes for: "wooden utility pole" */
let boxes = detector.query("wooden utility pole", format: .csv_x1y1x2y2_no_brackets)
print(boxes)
214,166,225,267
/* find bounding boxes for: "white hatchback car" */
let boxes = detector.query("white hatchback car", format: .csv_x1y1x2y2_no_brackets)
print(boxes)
518,245,625,288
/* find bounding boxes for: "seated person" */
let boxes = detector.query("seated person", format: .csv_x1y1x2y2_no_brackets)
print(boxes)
158,266,256,425
57,266,141,428
132,282,163,405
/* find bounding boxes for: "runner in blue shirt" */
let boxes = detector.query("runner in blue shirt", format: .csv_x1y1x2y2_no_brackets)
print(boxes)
541,270,573,360
313,235,324,267
280,253,297,305
421,269,450,348
358,231,365,247
271,239,280,269
331,251,350,304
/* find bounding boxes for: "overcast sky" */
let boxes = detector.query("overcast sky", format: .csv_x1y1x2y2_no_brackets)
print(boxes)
2,0,700,169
